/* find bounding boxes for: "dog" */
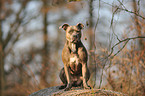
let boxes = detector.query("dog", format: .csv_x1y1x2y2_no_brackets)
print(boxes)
59,23,90,91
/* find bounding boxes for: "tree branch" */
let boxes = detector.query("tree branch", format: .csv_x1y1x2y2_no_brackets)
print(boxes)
3,0,29,49
101,0,145,19
107,36,145,59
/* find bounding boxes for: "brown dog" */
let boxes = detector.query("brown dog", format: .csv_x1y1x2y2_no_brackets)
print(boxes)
59,23,90,91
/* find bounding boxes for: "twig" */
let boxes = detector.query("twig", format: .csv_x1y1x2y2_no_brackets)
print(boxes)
117,0,127,9
110,4,121,42
109,5,121,51
107,36,145,59
98,59,108,89
101,0,145,19
94,0,101,33
100,36,144,88
111,39,129,59
5,34,20,56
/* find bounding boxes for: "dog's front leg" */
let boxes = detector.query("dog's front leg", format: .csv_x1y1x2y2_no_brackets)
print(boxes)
64,65,72,91
82,63,91,89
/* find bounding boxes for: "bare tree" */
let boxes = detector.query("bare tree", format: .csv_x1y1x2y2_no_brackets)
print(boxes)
40,0,50,87
88,0,96,88
0,0,30,95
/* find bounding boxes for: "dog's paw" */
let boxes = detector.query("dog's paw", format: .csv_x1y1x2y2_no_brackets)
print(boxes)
63,83,72,91
83,85,91,89
59,84,67,89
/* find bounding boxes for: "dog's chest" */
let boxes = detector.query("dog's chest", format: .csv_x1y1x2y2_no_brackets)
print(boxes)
69,53,81,72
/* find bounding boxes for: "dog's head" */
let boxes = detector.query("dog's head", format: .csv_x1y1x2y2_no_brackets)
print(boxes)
60,23,84,43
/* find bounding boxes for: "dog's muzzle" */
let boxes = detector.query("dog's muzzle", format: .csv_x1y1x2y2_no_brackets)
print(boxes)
71,34,80,43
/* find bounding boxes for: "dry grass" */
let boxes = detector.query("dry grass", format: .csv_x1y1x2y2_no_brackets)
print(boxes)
97,18,145,96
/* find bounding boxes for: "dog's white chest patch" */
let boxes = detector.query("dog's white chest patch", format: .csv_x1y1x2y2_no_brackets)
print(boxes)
70,54,80,70
70,57,76,62
70,55,78,64
70,57,78,63
71,43,76,53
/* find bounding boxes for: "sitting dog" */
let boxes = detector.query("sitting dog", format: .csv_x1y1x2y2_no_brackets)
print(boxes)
59,23,90,91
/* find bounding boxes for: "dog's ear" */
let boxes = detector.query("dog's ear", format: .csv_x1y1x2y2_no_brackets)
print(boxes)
77,23,84,30
59,24,69,31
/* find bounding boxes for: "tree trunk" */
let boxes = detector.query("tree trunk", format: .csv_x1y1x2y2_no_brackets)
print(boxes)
0,0,5,95
0,13,5,96
88,0,96,87
40,0,49,87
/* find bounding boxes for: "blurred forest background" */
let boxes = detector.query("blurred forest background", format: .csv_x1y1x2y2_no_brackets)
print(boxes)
0,0,145,96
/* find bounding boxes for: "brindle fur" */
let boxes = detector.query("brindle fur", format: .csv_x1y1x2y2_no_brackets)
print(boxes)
59,23,90,91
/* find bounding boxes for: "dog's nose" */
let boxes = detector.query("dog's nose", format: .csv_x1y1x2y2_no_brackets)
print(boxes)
73,35,77,38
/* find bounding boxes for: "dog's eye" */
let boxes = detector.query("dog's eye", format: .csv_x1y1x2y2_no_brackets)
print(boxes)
69,31,73,34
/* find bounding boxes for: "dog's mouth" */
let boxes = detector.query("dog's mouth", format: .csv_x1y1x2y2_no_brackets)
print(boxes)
71,38,80,43
70,35,80,43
